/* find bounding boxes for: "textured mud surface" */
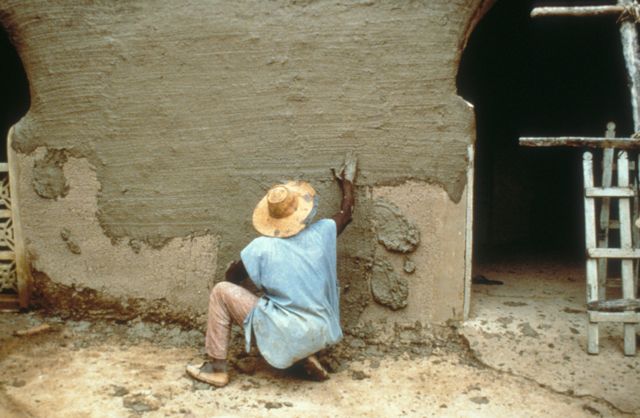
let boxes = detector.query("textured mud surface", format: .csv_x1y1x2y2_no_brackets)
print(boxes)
31,149,68,199
0,0,478,287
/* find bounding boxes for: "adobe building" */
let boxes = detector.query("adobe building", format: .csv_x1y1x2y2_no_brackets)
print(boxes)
0,0,629,331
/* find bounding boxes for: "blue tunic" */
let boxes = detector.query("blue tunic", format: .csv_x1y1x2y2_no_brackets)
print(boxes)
240,219,343,369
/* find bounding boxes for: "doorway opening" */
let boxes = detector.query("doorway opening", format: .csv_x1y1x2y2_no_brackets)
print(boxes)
457,0,632,307
0,24,30,303
0,25,29,161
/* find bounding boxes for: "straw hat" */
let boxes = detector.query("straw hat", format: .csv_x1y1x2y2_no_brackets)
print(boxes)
252,180,317,238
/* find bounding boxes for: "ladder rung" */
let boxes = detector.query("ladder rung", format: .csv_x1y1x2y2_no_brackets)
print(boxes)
0,209,12,218
586,187,636,197
589,310,640,323
587,298,640,312
588,248,640,258
611,161,636,170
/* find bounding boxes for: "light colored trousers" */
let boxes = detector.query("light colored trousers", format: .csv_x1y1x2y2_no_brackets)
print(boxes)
206,281,258,360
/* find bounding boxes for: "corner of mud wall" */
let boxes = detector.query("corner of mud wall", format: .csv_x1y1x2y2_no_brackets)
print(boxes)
355,180,468,327
8,127,33,309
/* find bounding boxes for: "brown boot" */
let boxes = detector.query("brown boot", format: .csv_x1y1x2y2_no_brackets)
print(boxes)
186,361,229,387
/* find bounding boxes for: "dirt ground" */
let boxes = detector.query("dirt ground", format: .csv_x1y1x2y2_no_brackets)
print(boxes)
1,259,638,417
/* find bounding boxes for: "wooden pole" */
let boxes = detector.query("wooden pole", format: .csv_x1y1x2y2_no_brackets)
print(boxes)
583,151,600,354
519,136,640,149
8,127,32,309
618,0,640,132
531,5,625,18
618,0,640,356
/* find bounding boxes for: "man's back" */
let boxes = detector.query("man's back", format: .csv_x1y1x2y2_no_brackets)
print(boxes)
240,219,342,368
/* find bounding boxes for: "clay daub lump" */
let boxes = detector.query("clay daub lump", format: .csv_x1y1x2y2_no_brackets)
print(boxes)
373,199,420,253
370,258,408,310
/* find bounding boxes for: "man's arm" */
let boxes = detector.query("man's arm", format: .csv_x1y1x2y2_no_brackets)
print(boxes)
225,259,248,284
332,152,357,236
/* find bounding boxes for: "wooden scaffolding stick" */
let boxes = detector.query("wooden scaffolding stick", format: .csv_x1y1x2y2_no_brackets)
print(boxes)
531,5,626,18
520,136,640,149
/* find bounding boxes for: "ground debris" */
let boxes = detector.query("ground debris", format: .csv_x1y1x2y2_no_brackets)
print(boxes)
518,323,539,338
581,404,603,416
122,393,161,413
470,396,490,404
111,385,129,397
503,301,528,307
264,401,283,409
10,379,26,388
472,275,503,285
234,356,258,375
13,323,52,337
351,370,370,380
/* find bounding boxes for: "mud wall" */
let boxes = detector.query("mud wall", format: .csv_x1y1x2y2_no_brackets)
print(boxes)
0,0,482,327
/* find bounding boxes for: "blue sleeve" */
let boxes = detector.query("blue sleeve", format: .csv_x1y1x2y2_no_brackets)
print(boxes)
240,239,263,290
322,218,337,246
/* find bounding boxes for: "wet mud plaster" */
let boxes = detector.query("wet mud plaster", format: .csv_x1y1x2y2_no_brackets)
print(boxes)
32,149,69,199
373,198,420,253
403,258,416,274
337,250,374,331
370,258,408,310
1,0,479,277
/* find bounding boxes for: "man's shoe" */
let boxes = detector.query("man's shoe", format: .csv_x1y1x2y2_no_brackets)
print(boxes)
186,362,229,387
303,355,330,381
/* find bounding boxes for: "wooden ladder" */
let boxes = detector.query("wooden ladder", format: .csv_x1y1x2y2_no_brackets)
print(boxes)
583,123,640,355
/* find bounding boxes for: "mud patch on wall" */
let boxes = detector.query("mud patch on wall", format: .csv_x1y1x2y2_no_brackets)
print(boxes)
32,149,69,199
373,199,420,253
60,228,81,255
370,258,408,311
403,257,416,274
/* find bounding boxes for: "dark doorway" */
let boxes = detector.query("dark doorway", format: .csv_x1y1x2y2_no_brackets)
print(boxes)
0,25,30,162
0,24,29,299
457,0,632,267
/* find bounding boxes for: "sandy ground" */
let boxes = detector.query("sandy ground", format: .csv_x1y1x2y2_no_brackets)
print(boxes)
0,259,638,417
462,257,640,416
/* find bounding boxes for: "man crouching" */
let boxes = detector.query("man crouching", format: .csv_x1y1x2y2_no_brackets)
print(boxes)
186,154,357,387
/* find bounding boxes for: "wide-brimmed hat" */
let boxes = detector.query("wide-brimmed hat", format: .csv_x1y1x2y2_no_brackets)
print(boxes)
252,180,316,238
